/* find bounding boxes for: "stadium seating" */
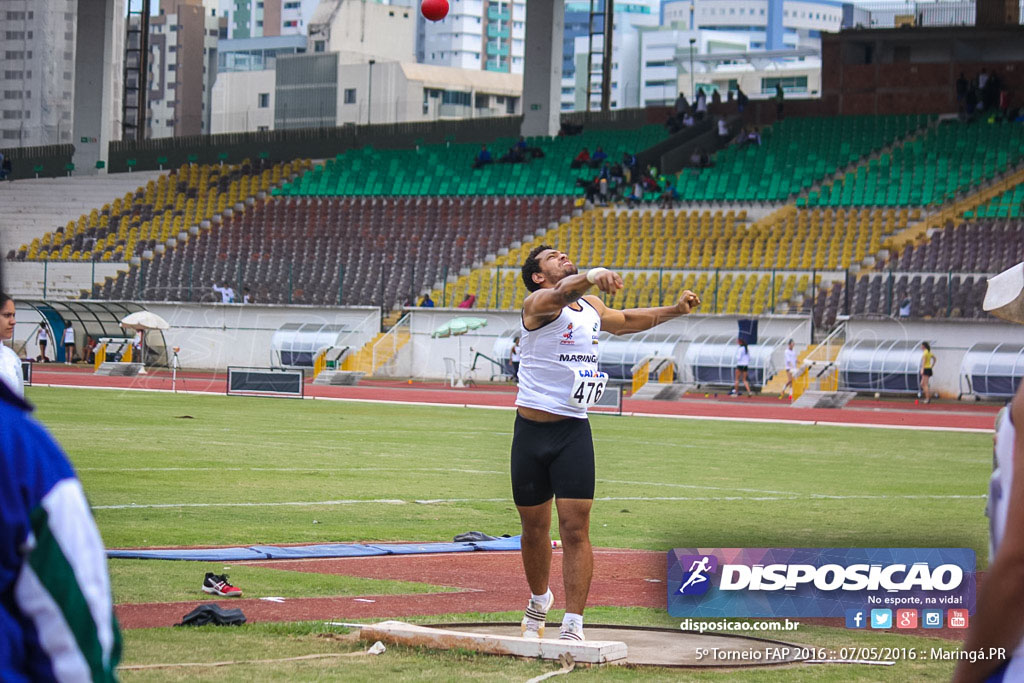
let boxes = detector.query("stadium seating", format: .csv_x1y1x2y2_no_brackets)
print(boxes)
436,206,915,317
808,120,1024,207
101,196,574,307
273,126,666,198
965,181,1024,219
675,115,928,202
13,159,309,263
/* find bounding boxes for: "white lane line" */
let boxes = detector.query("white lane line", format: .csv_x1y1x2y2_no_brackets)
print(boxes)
79,466,506,475
32,384,993,433
597,478,802,496
93,493,984,510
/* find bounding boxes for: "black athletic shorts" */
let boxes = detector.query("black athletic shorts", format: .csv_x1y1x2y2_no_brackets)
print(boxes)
510,412,595,506
923,368,933,377
736,365,748,372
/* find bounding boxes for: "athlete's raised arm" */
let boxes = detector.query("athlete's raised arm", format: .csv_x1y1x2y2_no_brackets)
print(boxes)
584,289,701,335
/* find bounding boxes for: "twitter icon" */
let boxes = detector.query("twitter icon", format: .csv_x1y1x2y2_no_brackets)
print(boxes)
870,609,893,629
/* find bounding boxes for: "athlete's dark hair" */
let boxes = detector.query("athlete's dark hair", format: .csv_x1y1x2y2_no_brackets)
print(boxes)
0,291,9,308
921,341,931,351
521,244,553,293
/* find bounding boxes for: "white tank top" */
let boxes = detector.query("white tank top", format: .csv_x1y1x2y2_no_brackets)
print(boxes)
989,405,1023,658
515,298,602,419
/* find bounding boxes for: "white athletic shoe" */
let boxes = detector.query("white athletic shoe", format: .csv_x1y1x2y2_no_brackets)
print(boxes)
521,591,554,639
559,621,585,641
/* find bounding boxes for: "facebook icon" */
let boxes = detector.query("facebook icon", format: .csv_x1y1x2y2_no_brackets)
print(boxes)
845,609,867,629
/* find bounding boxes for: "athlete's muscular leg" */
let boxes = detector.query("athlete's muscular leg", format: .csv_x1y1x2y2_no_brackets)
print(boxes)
555,497,593,615
517,500,553,595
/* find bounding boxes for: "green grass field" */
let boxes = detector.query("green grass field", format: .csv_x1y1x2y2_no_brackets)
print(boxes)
28,386,993,681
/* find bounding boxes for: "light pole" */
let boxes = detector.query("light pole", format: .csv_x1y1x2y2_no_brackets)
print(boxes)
367,59,375,125
689,38,697,104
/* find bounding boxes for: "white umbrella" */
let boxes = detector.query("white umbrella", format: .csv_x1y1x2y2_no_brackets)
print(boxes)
119,311,170,331
119,311,170,370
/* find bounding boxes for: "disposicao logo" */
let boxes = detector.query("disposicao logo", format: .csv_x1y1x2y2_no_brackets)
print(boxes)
667,548,976,619
676,555,718,596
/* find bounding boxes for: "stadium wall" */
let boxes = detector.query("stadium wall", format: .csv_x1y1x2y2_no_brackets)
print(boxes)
396,309,813,383
845,317,1023,399
142,303,381,370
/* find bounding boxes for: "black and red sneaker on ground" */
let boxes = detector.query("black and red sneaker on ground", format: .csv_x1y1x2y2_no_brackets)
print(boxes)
202,572,242,597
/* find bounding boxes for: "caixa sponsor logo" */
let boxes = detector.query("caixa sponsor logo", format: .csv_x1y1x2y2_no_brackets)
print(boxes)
678,560,964,593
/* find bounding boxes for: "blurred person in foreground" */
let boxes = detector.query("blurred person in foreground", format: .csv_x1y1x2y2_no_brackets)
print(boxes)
0,265,121,681
954,261,1024,683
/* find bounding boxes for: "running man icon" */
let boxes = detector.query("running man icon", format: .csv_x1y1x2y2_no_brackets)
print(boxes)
679,556,712,594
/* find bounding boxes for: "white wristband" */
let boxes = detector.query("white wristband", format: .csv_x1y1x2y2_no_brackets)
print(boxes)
586,267,609,284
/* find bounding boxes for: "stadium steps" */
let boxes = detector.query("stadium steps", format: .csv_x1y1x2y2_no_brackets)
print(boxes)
761,344,817,396
341,325,411,376
883,165,1024,255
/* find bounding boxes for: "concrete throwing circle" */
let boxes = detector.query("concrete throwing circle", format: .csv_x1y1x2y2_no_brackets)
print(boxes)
437,623,808,668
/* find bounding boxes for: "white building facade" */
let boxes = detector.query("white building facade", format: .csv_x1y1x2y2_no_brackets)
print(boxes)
420,0,526,74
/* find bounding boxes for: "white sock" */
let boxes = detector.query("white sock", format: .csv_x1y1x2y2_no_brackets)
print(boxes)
562,612,584,631
531,589,551,605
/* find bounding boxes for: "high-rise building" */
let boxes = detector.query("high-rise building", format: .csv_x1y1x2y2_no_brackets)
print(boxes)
0,1,80,146
419,0,526,74
147,0,220,138
560,0,661,110
227,0,319,39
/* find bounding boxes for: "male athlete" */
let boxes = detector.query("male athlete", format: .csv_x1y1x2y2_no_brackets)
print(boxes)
954,262,1024,683
513,245,701,640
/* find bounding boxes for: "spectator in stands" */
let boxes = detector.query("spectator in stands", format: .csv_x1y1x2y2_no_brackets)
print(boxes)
965,86,979,118
500,144,526,164
956,72,969,109
746,127,762,146
243,287,252,304
516,136,528,153
590,147,608,168
0,360,122,681
774,83,785,119
1,156,10,182
736,85,749,113
571,148,591,169
420,293,435,307
675,92,689,118
0,153,6,181
458,293,476,309
732,338,753,396
717,117,730,139
62,321,75,365
35,323,48,363
510,336,521,383
978,68,990,91
695,87,708,120
472,145,493,169
212,281,234,303
919,341,936,404
682,112,695,128
899,294,912,318
658,182,680,209
626,181,645,207
689,147,711,168
0,291,22,397
711,89,722,107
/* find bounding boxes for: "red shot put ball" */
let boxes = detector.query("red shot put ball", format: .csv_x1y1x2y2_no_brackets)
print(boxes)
421,0,449,21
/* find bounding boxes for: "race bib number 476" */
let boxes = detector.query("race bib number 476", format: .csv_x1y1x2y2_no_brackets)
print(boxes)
569,370,608,407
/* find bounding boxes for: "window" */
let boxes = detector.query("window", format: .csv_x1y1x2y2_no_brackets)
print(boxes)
5,51,24,59
6,11,25,20
314,40,325,52
344,88,356,104
2,130,21,140
5,32,24,40
4,71,24,80
3,110,23,120
257,92,269,108
284,1,300,7
257,125,269,131
284,20,298,27
761,76,808,94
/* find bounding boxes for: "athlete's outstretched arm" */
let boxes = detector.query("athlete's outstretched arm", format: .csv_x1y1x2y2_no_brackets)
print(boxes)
586,290,701,335
953,388,1024,683
523,267,623,327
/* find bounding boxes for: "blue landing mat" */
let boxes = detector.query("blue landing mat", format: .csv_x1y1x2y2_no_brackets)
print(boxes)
107,536,521,561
